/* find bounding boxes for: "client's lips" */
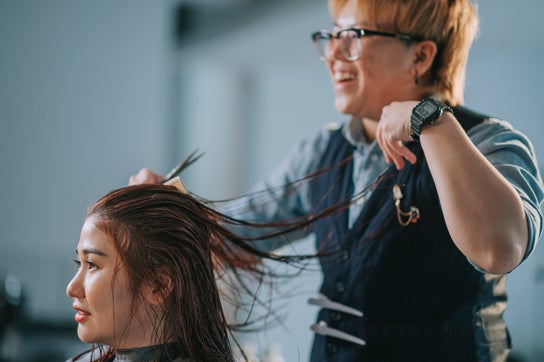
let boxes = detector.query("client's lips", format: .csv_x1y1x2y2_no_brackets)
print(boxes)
73,305,91,323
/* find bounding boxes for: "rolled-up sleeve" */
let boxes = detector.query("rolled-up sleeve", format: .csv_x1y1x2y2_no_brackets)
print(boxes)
469,118,544,263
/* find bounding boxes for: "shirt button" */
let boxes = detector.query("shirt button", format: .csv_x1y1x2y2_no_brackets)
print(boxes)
330,311,342,322
326,342,339,354
336,281,346,293
340,250,350,261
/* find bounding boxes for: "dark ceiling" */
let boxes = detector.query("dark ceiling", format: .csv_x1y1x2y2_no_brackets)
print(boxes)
174,0,315,46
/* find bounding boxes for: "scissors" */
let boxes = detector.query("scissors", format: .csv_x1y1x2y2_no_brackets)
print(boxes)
162,148,205,183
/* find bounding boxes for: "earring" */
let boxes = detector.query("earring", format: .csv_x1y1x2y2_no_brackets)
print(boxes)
414,70,420,85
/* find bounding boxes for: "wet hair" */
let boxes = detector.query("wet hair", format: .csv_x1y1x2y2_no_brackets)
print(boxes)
77,184,288,362
71,164,386,361
328,0,479,105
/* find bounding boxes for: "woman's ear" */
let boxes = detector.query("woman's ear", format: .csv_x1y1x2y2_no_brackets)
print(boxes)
412,40,438,79
144,273,173,306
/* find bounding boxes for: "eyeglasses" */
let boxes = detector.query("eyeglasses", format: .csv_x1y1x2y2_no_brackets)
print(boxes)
311,27,421,62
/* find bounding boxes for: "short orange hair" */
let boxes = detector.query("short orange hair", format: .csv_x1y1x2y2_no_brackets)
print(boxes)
329,0,479,106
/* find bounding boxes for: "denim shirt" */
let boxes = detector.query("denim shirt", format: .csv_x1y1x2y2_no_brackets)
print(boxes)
223,116,544,270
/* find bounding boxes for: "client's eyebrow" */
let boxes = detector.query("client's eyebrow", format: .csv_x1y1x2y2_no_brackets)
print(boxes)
75,248,108,257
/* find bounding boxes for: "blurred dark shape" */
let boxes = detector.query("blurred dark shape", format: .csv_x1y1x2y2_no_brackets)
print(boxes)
506,354,526,362
0,273,83,361
0,274,24,327
0,273,24,362
173,0,301,46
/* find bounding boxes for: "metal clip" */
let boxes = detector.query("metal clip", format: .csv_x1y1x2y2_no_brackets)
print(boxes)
310,321,366,346
308,294,363,317
392,184,420,227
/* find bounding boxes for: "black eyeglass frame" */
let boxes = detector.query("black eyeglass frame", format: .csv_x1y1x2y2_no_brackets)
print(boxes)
311,27,423,61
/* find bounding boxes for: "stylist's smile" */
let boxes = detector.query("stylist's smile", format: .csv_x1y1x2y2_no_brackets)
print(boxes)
334,71,355,82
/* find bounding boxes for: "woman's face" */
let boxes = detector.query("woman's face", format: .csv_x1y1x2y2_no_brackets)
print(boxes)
326,0,416,120
66,216,153,348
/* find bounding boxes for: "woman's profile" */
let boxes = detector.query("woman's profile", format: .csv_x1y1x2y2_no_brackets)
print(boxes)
66,183,276,362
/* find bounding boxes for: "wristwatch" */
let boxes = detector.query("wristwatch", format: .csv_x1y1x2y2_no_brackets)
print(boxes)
410,98,453,141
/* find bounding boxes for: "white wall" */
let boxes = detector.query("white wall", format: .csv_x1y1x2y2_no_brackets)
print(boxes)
0,0,178,323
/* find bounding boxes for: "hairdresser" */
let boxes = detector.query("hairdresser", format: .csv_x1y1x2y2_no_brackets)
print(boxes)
131,0,543,360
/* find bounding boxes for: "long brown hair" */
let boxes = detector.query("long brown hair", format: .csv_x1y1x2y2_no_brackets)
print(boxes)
82,184,279,361
75,164,375,361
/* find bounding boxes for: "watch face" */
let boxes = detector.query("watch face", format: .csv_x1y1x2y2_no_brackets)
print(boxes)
417,102,437,118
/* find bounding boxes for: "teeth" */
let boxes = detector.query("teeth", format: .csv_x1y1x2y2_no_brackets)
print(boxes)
335,72,355,81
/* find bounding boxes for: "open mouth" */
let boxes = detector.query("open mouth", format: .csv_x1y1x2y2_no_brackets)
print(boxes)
334,72,356,82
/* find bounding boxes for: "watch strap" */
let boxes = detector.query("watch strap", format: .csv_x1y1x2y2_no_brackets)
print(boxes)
410,98,452,141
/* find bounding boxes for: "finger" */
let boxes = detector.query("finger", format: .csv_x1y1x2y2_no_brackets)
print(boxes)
144,168,164,183
390,141,417,165
376,128,392,164
382,137,402,168
400,147,417,165
129,168,163,185
386,140,407,170
391,152,405,170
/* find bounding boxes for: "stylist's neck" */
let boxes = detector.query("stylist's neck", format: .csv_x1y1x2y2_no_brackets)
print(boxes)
361,117,378,142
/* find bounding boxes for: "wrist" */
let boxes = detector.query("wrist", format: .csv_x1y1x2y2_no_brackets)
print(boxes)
410,98,453,141
419,110,455,138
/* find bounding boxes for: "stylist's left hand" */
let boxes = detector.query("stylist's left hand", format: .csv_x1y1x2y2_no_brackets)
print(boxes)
376,101,419,170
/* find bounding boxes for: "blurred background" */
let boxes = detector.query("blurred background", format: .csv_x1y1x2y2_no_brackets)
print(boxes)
1,0,543,361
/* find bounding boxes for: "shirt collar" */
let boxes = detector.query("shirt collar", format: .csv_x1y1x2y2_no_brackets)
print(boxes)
115,343,182,362
342,117,379,153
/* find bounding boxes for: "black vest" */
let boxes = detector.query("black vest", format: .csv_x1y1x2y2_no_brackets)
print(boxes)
309,107,509,361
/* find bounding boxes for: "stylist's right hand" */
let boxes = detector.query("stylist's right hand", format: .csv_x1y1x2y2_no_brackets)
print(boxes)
129,168,164,185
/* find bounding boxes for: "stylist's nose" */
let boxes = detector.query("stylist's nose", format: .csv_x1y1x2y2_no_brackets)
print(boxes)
325,40,338,60
326,38,345,61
